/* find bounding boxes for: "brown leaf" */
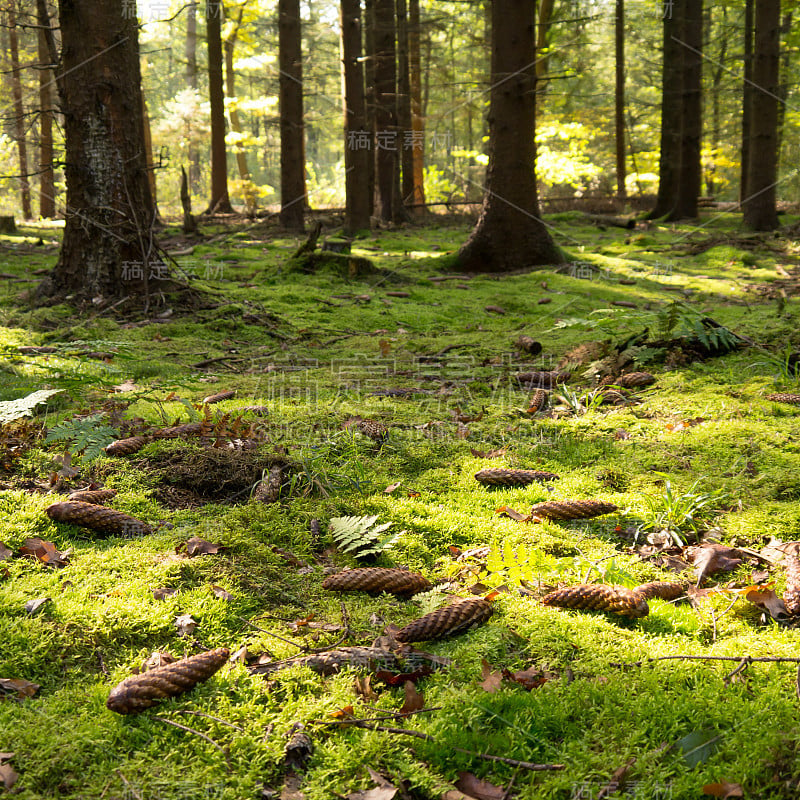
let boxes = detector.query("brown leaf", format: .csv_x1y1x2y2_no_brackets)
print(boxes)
761,537,800,564
182,537,222,557
141,651,177,672
0,542,11,561
354,675,379,701
484,305,506,315
454,772,505,800
597,757,636,799
19,537,69,567
614,429,631,440
329,704,355,719
210,585,234,601
399,680,425,715
152,587,178,601
271,546,308,568
379,339,391,356
703,781,744,798
687,543,743,584
24,596,50,615
494,505,529,522
0,763,19,790
743,585,789,620
0,677,40,700
383,481,402,494
503,667,548,691
479,659,503,693
374,666,435,686
469,447,507,459
173,613,197,636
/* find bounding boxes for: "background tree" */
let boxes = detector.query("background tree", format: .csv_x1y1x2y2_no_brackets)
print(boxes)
207,0,234,213
36,0,56,219
457,0,562,272
7,3,32,219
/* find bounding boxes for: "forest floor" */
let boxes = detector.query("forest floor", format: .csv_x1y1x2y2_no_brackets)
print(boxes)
2,210,800,800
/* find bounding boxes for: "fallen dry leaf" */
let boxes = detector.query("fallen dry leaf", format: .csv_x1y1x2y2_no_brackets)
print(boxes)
0,763,19,790
173,613,197,636
484,305,506,315
454,771,505,800
24,597,50,615
687,543,743,584
503,667,549,691
469,447,507,459
374,667,435,686
665,417,705,432
761,537,800,565
703,780,744,798
494,505,529,522
347,769,398,800
152,587,178,601
742,585,789,620
354,675,379,702
0,677,40,700
329,704,355,719
399,680,425,715
479,659,503,693
0,542,11,561
597,756,636,799
19,537,70,567
181,537,222,557
383,482,402,494
210,585,234,601
141,651,177,672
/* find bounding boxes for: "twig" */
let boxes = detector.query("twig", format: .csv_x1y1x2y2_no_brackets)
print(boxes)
237,616,308,651
322,720,563,771
150,715,232,771
612,654,800,668
795,664,800,701
722,657,751,685
171,709,245,732
116,771,143,800
322,707,442,725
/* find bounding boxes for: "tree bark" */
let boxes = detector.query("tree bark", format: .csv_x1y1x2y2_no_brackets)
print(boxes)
614,0,626,209
8,5,32,219
340,0,372,234
740,0,754,204
456,0,562,273
743,0,780,231
706,4,727,197
279,0,306,230
185,0,200,190
37,2,56,219
775,10,792,164
141,92,160,218
364,0,377,216
535,0,555,98
396,0,414,211
206,0,233,213
41,0,169,305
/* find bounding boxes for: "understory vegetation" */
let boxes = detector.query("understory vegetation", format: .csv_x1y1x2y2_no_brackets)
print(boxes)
2,212,800,799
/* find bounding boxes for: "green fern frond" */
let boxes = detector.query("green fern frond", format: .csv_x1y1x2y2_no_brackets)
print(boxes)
44,413,118,461
329,515,398,559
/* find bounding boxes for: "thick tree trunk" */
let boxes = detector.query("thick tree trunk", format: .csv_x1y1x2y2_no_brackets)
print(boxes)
373,0,400,222
743,0,780,231
37,3,56,219
614,0,626,209
185,0,200,190
8,6,32,220
668,0,702,221
649,1,683,218
396,0,414,211
408,0,425,209
279,0,306,230
41,0,169,304
740,0,753,204
456,0,562,273
341,0,372,234
206,0,233,213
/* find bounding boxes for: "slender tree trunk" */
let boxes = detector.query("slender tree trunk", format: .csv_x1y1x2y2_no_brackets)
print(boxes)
364,0,377,216
649,1,683,218
743,0,780,231
457,0,562,272
408,0,425,208
775,10,792,164
41,0,169,304
396,0,414,211
185,0,200,190
8,6,32,219
206,0,233,213
341,0,372,234
141,93,160,218
37,4,56,219
279,0,306,230
740,0,754,204
668,0,703,220
373,0,400,221
535,0,555,99
707,5,727,197
614,0,626,209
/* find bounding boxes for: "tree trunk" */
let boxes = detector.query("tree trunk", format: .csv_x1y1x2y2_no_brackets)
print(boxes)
775,10,792,164
40,0,169,305
668,0,702,221
743,0,780,231
649,1,683,218
408,0,425,209
364,0,377,216
37,2,56,219
206,0,233,213
185,0,200,190
373,0,400,221
614,0,626,209
456,0,563,273
340,0,372,234
396,0,414,211
8,5,32,219
706,4,726,197
279,0,306,230
141,93,160,219
535,0,555,99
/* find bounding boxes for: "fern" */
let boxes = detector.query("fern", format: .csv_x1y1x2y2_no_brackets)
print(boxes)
0,389,63,423
329,515,398,559
44,413,119,461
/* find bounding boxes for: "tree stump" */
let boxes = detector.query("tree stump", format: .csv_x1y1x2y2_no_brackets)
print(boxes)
0,216,16,234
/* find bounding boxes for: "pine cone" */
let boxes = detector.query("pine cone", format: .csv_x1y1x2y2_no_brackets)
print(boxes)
474,468,560,487
254,464,285,504
529,499,618,521
322,568,431,596
240,405,270,415
66,489,117,505
527,389,548,413
634,581,686,601
516,370,570,388
152,422,204,439
395,597,493,642
784,555,800,616
46,501,152,536
515,336,542,355
542,584,649,618
344,418,388,442
105,436,151,456
615,372,656,389
766,393,800,406
106,647,229,714
203,390,236,405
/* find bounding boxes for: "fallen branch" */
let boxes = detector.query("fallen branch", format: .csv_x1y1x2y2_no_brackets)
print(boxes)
612,654,800,668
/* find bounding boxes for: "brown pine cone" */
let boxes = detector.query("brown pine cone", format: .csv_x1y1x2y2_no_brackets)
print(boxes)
615,372,656,389
598,388,631,405
105,436,151,456
106,647,229,714
516,370,570,388
515,336,542,355
46,501,152,536
542,584,649,618
766,393,800,406
474,468,560,487
395,597,493,642
344,418,388,442
253,464,285,504
152,422,204,439
529,499,618,521
203,390,236,405
634,581,686,601
322,568,432,596
784,555,800,616
66,489,117,505
527,389,548,413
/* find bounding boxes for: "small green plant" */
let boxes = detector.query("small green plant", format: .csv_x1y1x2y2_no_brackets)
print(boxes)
43,413,118,461
482,540,566,588
288,432,373,497
328,515,399,559
639,477,725,546
555,384,607,416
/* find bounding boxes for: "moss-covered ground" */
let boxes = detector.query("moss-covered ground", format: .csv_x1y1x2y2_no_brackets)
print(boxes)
2,212,800,799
